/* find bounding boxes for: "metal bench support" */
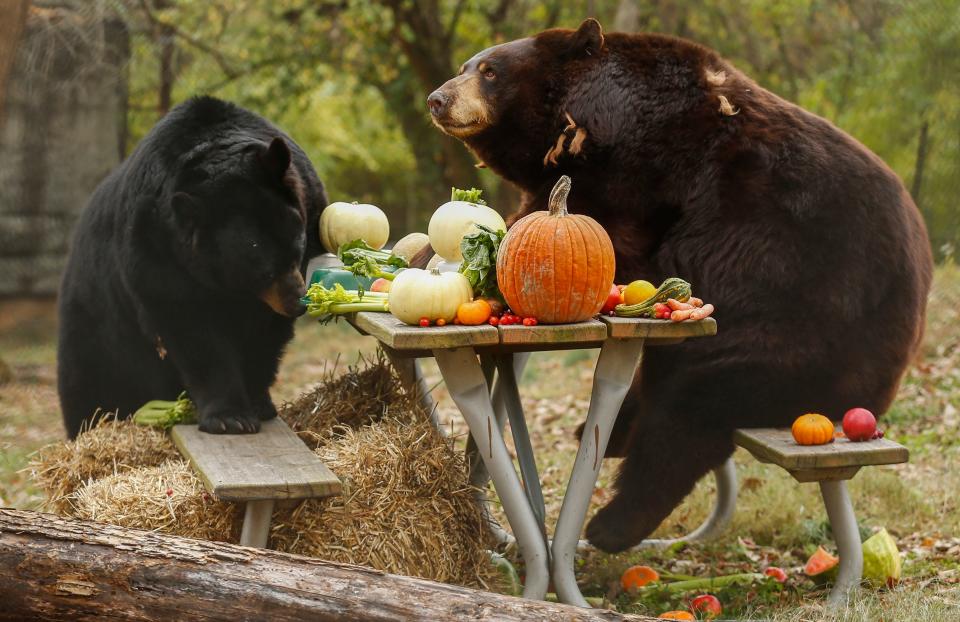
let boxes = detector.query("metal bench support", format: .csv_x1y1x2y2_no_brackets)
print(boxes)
239,499,275,548
820,479,863,607
635,457,738,548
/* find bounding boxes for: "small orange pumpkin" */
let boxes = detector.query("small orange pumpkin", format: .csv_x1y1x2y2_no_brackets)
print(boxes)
791,413,835,445
496,176,615,324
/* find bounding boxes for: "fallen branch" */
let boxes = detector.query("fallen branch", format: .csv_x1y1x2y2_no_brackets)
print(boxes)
0,509,654,621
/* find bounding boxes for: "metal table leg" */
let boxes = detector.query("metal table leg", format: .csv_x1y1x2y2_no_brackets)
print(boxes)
634,457,738,548
434,347,550,600
383,351,438,428
239,499,274,548
496,354,548,553
820,479,863,607
466,352,530,548
551,338,646,607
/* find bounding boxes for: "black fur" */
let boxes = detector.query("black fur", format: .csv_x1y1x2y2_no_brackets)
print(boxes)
58,97,326,438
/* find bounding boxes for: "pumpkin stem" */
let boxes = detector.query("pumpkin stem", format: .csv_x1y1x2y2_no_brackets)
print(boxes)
548,175,572,217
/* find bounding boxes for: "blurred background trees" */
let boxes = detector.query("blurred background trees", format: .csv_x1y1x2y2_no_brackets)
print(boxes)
1,0,957,295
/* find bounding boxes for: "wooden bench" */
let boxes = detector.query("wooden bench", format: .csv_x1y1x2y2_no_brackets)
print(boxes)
734,427,908,605
171,418,342,548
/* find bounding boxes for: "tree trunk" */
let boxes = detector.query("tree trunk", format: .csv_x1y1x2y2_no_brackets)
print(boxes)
0,509,652,622
0,0,30,128
911,119,929,205
381,0,484,209
156,22,175,118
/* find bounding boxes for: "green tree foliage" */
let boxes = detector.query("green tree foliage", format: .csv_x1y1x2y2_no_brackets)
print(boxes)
114,0,957,256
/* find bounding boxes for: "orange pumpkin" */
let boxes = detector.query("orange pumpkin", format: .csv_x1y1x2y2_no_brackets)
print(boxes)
456,299,492,325
496,176,615,324
791,413,836,445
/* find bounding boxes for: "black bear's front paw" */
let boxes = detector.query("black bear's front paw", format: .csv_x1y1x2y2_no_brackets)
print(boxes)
199,409,261,434
251,394,278,421
585,499,658,553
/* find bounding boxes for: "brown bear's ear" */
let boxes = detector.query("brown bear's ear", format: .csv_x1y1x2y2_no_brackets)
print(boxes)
260,136,292,179
570,18,604,57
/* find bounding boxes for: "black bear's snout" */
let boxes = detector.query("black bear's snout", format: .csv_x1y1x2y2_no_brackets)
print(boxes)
259,269,307,318
427,90,449,117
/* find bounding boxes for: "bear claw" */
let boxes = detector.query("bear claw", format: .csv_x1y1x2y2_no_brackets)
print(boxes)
199,411,261,434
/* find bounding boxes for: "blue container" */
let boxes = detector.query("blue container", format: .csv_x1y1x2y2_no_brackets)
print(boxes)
308,267,374,291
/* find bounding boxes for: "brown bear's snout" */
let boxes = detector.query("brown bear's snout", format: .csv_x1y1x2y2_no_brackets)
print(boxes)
427,90,450,117
258,269,307,318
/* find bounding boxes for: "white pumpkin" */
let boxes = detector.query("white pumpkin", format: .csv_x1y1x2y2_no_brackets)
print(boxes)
389,268,473,325
425,253,443,270
390,232,430,264
428,200,506,261
319,201,390,253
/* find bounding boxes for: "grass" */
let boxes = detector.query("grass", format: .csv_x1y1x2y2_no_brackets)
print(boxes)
1,265,959,619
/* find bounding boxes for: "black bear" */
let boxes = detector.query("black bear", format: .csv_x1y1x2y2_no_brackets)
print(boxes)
58,96,326,438
428,19,933,551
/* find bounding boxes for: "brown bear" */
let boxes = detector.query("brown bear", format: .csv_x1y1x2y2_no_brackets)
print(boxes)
427,19,933,552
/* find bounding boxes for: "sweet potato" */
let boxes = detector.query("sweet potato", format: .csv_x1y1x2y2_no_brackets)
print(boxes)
667,298,693,311
670,308,695,322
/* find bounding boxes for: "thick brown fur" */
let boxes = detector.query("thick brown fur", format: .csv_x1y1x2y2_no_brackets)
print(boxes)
429,19,933,552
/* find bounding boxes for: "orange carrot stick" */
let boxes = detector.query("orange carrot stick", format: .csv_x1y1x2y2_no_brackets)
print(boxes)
689,303,715,321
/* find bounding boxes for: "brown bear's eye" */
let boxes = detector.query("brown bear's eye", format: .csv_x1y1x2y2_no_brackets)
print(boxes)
483,68,496,80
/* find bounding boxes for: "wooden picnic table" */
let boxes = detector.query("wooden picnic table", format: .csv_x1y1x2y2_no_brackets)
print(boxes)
346,311,717,607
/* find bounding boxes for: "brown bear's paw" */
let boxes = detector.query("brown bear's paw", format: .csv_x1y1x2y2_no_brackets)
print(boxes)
585,500,659,553
199,409,261,434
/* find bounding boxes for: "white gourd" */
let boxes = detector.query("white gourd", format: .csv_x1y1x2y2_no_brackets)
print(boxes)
428,201,505,261
388,268,473,325
319,201,390,253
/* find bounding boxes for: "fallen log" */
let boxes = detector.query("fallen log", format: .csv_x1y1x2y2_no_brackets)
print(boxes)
0,509,654,621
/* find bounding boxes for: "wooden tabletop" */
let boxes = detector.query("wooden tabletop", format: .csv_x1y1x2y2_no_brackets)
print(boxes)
348,312,716,352
599,316,717,340
734,427,909,471
171,419,342,502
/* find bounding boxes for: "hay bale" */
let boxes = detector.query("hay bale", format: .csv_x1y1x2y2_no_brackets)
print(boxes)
279,352,419,446
271,417,497,589
29,416,178,512
31,353,497,588
70,460,239,542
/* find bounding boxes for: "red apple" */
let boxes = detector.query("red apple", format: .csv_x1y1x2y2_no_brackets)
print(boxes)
842,407,877,442
370,278,392,293
601,284,621,314
690,594,722,619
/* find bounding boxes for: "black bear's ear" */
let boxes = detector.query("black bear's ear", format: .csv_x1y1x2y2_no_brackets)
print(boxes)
260,136,292,180
172,192,203,229
569,18,605,57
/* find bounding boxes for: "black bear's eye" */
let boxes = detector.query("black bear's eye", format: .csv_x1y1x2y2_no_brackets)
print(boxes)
483,68,496,80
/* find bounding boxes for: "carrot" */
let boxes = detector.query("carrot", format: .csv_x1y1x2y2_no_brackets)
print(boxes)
689,297,704,308
667,298,693,311
689,303,715,321
671,308,695,322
